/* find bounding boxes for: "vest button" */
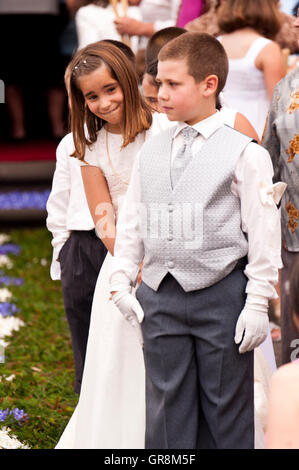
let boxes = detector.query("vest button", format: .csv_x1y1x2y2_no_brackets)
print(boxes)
167,235,173,241
168,203,174,212
167,261,174,269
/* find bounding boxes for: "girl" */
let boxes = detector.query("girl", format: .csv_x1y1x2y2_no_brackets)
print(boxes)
47,40,135,396
55,41,155,448
216,0,285,140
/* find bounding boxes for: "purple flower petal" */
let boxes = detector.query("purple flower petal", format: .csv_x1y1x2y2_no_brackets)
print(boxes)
0,190,50,210
0,303,20,317
0,244,21,256
0,276,24,286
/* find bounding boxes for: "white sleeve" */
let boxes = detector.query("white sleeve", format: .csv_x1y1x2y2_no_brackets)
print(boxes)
153,0,181,31
46,138,72,280
109,153,144,290
75,8,101,49
232,142,287,300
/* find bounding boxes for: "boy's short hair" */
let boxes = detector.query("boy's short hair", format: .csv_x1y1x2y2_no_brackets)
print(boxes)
146,26,186,76
158,32,228,96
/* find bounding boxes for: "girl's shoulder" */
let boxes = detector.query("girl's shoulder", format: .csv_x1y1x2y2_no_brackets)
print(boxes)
270,362,299,392
56,132,75,154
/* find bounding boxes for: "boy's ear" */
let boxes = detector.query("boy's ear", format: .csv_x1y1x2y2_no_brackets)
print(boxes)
203,75,218,96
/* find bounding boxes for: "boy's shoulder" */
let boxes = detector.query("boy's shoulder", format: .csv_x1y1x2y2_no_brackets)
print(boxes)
222,124,258,144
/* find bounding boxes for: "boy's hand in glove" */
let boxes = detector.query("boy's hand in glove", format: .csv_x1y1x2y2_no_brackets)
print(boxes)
234,294,269,354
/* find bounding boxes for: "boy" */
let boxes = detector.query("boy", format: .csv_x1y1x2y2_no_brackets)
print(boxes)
109,33,285,449
142,27,186,112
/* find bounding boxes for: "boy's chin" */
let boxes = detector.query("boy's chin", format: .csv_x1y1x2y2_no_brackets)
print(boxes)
165,113,179,121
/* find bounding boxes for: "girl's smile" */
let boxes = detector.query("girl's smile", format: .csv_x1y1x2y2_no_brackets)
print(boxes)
78,63,124,133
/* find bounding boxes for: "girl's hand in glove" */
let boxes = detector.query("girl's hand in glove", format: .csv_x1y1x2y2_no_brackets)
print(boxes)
112,288,144,346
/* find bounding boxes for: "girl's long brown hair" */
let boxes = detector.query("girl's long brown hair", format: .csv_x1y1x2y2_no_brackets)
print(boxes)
217,0,282,39
68,41,152,160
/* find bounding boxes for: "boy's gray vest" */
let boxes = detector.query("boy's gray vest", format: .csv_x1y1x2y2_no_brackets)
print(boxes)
139,125,252,292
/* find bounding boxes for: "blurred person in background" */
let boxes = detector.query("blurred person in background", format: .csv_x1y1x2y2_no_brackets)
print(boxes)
262,6,299,367
74,0,142,53
216,0,285,140
186,1,299,58
0,0,68,140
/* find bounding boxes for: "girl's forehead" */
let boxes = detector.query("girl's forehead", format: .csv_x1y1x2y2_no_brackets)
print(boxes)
78,63,115,87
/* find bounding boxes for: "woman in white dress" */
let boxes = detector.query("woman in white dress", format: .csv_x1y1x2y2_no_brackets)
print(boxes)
216,0,285,140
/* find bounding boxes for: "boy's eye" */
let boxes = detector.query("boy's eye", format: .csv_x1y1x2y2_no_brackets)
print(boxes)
169,82,177,87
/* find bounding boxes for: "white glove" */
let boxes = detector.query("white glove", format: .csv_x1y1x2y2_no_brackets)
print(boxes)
112,288,144,346
234,295,269,354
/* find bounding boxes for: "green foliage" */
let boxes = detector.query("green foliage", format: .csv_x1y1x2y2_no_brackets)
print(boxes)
0,228,77,449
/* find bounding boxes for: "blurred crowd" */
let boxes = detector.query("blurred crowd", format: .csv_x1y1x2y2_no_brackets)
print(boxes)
1,0,299,141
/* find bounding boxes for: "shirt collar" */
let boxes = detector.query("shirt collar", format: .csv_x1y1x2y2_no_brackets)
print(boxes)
173,110,223,140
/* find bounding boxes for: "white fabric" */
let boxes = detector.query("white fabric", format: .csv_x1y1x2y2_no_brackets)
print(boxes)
75,4,142,53
112,289,144,344
235,299,269,354
46,134,95,280
138,0,181,48
219,36,272,140
56,252,146,449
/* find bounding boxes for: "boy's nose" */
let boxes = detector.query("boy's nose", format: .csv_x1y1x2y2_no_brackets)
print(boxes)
158,87,168,102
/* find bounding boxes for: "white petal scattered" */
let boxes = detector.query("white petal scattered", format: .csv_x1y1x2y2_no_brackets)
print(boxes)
0,234,11,245
40,258,47,266
0,288,12,302
0,317,24,339
0,427,30,449
0,256,13,269
0,374,15,382
0,339,9,348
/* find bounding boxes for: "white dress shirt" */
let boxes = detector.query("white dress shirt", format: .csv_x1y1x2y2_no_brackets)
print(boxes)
46,133,95,280
110,111,286,300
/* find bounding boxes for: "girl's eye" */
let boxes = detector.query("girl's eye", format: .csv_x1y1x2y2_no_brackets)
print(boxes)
88,95,98,101
107,87,116,93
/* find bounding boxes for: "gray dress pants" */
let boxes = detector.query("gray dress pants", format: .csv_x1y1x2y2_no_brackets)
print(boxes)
136,260,254,449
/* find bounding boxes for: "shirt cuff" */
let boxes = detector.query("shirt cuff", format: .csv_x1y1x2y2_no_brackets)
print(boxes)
259,181,287,206
109,271,133,293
